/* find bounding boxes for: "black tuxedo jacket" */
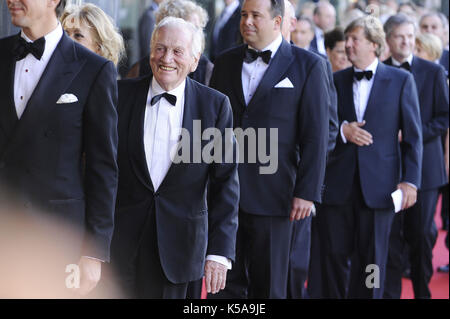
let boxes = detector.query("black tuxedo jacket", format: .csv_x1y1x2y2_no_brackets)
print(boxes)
322,62,423,209
210,40,330,216
112,75,239,284
0,33,118,261
384,56,449,190
209,4,242,62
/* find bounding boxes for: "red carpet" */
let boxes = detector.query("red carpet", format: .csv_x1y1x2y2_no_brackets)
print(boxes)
401,195,449,299
201,196,449,299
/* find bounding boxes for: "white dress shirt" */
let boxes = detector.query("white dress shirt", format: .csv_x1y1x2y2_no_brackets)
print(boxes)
314,26,326,56
391,54,414,68
14,23,63,119
242,34,283,106
213,0,240,41
340,58,379,143
144,78,231,269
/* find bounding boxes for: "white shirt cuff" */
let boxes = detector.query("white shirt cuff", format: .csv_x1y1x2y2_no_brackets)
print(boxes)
403,182,418,190
206,255,232,270
340,120,349,143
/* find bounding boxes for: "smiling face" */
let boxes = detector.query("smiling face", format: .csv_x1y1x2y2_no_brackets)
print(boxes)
240,0,282,51
150,24,199,91
64,18,100,55
386,23,415,62
7,0,60,40
327,40,351,72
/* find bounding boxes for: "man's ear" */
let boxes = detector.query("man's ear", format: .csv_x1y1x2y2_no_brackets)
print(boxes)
274,15,282,30
190,54,200,73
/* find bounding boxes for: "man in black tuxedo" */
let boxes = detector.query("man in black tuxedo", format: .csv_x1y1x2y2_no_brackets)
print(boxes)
383,14,449,299
0,0,118,296
209,0,242,62
281,0,338,299
109,17,239,298
209,0,330,298
309,15,423,299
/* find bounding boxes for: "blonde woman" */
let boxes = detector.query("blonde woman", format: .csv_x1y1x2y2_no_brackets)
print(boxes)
415,32,443,63
61,3,125,66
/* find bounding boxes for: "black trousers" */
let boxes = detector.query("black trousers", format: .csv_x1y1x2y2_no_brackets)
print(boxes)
287,215,312,299
106,208,188,299
209,210,293,299
310,179,395,299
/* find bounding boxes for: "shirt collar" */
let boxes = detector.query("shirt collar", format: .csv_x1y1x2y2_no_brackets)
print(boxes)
249,33,283,59
21,23,63,63
354,58,379,74
150,77,186,105
315,27,324,39
391,54,414,67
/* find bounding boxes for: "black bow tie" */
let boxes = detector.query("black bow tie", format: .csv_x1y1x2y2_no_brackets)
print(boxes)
150,92,177,106
13,36,46,61
244,48,272,64
354,70,373,81
397,61,411,72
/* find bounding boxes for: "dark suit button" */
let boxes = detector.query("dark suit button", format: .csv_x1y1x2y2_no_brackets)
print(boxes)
154,192,160,197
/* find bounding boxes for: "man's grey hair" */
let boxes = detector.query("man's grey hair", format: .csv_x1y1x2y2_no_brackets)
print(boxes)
420,11,449,31
151,16,204,58
384,13,417,38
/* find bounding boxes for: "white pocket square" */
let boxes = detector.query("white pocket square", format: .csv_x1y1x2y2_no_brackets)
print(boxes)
56,93,78,104
274,77,294,88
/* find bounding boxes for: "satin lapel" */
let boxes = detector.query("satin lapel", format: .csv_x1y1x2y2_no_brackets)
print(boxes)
232,47,246,111
410,56,425,97
0,34,19,140
363,63,391,121
11,34,82,137
159,78,196,189
343,69,357,122
247,40,294,111
1,34,83,159
128,75,155,192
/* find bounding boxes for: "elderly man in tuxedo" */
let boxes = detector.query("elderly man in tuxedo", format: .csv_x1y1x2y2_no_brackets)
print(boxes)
383,14,449,299
109,17,239,298
0,0,118,296
209,0,330,299
310,15,423,299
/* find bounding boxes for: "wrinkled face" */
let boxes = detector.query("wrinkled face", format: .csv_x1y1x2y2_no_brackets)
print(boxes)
327,41,351,71
345,27,378,68
420,15,445,40
386,23,415,61
150,25,199,91
291,20,314,48
64,18,100,55
240,0,281,50
414,43,433,61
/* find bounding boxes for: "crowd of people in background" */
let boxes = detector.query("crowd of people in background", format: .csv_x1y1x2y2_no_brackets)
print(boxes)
0,0,448,299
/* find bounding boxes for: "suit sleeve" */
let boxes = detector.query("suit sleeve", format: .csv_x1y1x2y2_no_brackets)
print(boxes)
326,60,339,155
207,95,239,261
422,66,449,142
400,73,423,188
82,61,119,262
293,59,329,202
